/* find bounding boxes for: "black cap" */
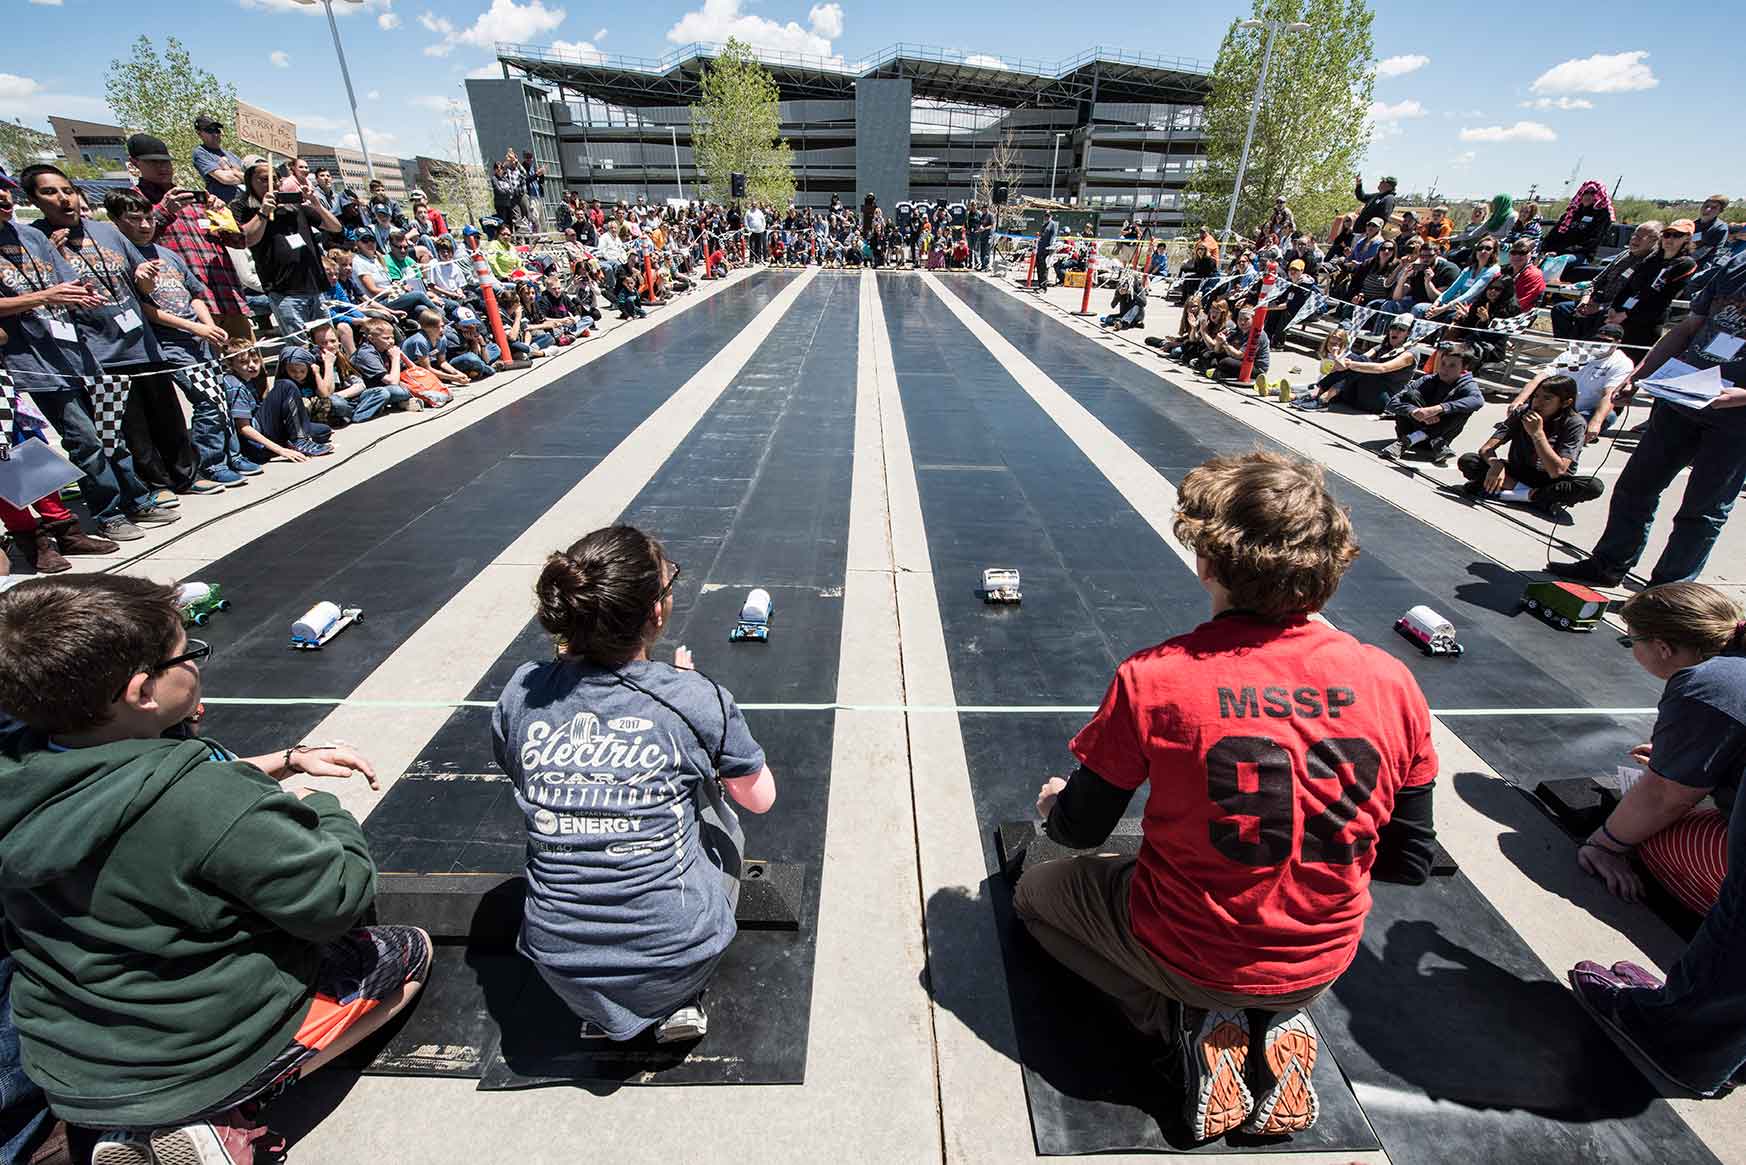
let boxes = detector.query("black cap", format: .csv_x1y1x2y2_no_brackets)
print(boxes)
193,115,222,134
1596,323,1625,340
127,133,173,162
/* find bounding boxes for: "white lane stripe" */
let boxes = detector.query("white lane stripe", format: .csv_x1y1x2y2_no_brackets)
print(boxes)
304,268,821,822
202,696,1656,716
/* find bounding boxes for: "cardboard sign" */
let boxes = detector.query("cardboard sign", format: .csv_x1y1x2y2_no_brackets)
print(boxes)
235,100,297,159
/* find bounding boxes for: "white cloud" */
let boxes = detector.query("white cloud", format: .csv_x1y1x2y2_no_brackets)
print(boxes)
665,0,843,58
464,63,502,79
458,0,567,47
1530,50,1657,95
1368,99,1425,122
340,128,398,150
239,0,387,15
1375,53,1428,78
0,73,109,126
407,95,455,111
419,10,454,34
286,111,350,133
1522,96,1593,111
28,0,64,7
1459,120,1557,143
367,89,381,100
551,40,606,62
592,26,607,40
379,10,401,27
964,53,1007,69
270,51,291,68
1450,150,1476,168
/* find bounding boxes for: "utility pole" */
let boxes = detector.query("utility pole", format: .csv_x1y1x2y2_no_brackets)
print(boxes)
1222,17,1310,241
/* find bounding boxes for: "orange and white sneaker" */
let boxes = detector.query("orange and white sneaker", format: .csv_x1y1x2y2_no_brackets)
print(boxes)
95,1105,286,1165
1242,1010,1320,1136
1180,1007,1253,1142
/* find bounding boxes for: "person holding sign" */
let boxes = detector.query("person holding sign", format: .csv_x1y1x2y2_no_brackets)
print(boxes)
1551,249,1746,588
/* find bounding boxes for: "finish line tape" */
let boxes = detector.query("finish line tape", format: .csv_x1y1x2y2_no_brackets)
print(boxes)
200,697,1656,717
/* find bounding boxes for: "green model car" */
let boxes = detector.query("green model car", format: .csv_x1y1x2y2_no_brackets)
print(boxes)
177,581,231,627
1519,580,1608,632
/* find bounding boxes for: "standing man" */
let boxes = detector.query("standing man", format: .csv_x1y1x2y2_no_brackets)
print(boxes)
1353,175,1397,234
977,202,997,272
1264,195,1296,246
14,166,177,539
1037,211,1059,287
127,133,254,345
1550,249,1746,587
231,162,341,339
191,116,244,204
746,201,766,264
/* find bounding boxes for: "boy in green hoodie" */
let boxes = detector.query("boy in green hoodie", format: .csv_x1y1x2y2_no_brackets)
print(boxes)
0,575,431,1165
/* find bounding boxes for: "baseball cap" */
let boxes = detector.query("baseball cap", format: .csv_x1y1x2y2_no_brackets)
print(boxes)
455,307,480,326
1390,313,1413,330
461,224,480,237
1596,323,1625,340
410,188,427,201
1667,219,1697,235
1288,258,1305,271
240,155,267,170
126,133,173,162
1379,175,1397,185
373,204,391,216
193,115,222,134
279,346,316,368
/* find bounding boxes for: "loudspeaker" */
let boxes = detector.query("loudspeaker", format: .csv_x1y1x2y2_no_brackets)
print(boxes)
894,201,913,231
730,172,747,198
948,201,968,227
992,181,1010,206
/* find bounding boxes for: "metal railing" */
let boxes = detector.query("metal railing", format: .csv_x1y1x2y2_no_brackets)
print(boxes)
494,40,1213,83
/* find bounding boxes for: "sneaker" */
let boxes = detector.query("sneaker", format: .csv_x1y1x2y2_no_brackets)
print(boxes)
1547,558,1626,587
207,466,245,487
654,1002,709,1044
1180,1007,1253,1142
95,516,145,542
1460,479,1485,497
143,1106,282,1165
230,459,264,476
1568,962,1706,1095
1609,961,1665,990
1539,475,1606,506
183,479,224,495
147,488,180,509
1241,1010,1320,1136
1290,396,1323,411
291,439,333,457
128,505,181,527
90,1131,151,1165
1379,440,1404,461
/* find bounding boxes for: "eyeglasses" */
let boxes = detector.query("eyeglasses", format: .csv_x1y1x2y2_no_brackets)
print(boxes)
112,638,211,700
1662,230,1689,238
658,561,682,599
1616,634,1646,648
1476,244,1497,252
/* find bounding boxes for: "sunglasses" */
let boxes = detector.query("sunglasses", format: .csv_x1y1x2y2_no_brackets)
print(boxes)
112,638,212,701
1616,634,1646,648
1662,230,1689,238
1477,245,1497,252
658,561,682,599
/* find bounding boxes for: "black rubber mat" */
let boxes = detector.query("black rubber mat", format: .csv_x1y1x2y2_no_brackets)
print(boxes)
190,272,787,757
881,274,1380,1154
355,273,858,1087
946,277,1663,787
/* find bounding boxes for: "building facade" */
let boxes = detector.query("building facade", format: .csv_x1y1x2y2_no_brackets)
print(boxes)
296,141,410,201
47,117,131,175
470,43,1211,235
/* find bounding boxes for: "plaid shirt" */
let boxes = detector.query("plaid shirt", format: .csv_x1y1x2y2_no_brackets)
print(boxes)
149,195,248,316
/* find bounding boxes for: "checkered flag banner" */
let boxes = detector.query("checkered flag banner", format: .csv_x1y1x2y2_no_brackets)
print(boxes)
83,373,131,455
1286,289,1328,333
1486,310,1539,336
177,363,228,410
1348,303,1376,334
0,367,14,434
1408,318,1445,345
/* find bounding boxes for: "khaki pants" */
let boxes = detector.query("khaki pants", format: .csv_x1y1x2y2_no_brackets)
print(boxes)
1013,854,1328,1038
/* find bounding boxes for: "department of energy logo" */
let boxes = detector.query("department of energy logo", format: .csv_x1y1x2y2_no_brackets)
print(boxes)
533,808,559,835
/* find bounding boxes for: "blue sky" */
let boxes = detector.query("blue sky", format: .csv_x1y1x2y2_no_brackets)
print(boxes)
3,0,1737,203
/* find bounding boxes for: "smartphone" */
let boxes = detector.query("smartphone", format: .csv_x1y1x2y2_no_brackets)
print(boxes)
280,190,304,206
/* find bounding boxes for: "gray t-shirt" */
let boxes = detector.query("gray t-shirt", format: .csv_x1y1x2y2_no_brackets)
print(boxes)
492,657,765,1038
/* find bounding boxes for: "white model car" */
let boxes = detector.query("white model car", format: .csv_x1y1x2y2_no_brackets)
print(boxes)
981,568,1022,604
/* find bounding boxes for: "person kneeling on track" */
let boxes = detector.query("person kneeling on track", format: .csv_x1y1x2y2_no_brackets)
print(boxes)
494,525,777,1045
1457,374,1604,512
1570,582,1746,1099
1018,452,1438,1143
0,574,426,1165
1378,341,1483,466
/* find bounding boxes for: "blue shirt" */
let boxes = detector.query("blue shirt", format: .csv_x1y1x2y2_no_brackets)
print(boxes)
31,219,161,369
1652,650,1746,810
0,220,97,390
192,144,244,203
223,373,258,422
400,332,434,364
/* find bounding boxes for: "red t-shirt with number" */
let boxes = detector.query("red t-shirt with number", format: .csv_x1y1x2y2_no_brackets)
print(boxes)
1070,612,1437,995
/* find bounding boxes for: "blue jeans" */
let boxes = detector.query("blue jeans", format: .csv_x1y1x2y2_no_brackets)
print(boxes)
1591,400,1746,584
1549,299,1604,340
1613,789,1746,1093
171,370,240,474
0,960,49,1165
330,386,407,423
449,352,493,379
384,290,442,317
27,389,148,520
268,291,327,339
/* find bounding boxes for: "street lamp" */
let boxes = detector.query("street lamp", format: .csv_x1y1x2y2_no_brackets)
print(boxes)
292,0,375,182
670,125,684,202
1221,17,1310,241
1050,131,1065,201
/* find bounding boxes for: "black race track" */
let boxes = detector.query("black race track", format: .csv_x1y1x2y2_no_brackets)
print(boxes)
884,274,1713,1162
355,272,859,1089
190,272,787,758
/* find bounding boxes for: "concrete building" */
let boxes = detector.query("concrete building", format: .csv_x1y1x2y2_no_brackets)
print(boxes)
46,116,131,175
470,42,1211,235
296,140,409,201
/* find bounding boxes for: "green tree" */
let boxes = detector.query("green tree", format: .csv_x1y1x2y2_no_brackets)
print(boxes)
1187,0,1375,243
974,130,1028,232
0,119,56,174
690,39,796,207
104,35,239,186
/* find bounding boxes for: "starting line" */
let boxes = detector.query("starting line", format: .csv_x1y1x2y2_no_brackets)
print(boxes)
199,696,1657,717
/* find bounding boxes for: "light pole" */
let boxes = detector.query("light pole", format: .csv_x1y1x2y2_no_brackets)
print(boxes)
1221,17,1310,241
670,125,684,202
293,0,375,182
1050,131,1064,201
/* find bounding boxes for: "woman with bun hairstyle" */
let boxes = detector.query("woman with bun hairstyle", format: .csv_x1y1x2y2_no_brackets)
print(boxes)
1570,582,1746,1099
492,525,776,1043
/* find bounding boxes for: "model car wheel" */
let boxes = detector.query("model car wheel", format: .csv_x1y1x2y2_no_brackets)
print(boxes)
194,613,208,626
1559,616,1570,628
217,600,231,611
1524,598,1538,611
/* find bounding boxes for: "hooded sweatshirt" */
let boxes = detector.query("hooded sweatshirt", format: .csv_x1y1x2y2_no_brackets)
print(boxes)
0,731,376,1127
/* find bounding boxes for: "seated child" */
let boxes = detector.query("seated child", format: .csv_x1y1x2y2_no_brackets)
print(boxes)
400,311,472,388
222,344,332,463
0,574,428,1161
348,321,421,413
493,525,776,1043
1457,373,1605,510
1019,452,1436,1142
1379,342,1483,465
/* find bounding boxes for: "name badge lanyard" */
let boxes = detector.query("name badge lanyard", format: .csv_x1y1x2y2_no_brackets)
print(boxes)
61,234,127,304
0,237,78,342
